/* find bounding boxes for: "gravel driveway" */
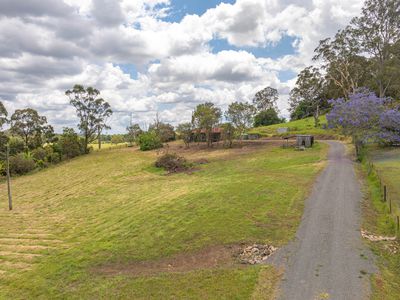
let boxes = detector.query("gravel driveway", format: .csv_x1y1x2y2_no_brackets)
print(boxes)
272,141,376,300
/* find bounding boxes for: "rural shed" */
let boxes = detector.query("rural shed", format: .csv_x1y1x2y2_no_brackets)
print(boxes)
296,135,314,148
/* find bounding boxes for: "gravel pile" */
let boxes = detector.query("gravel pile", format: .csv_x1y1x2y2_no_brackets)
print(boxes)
238,244,277,264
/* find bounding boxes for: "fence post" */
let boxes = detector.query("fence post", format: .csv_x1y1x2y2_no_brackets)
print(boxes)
383,185,387,202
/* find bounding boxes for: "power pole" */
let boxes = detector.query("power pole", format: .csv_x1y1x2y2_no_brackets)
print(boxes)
6,143,12,210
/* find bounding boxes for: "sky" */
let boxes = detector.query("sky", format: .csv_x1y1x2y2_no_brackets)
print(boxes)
0,0,365,133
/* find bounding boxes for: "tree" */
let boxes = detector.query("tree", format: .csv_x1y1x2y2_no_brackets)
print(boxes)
66,85,112,153
289,67,326,127
351,0,400,97
149,122,175,143
253,87,279,111
176,122,192,148
253,108,283,127
225,102,256,138
0,101,7,130
137,131,163,151
221,122,235,148
111,135,124,145
313,27,367,100
192,102,222,147
126,123,142,144
379,109,400,145
0,101,8,159
10,108,48,149
57,127,82,159
327,90,388,157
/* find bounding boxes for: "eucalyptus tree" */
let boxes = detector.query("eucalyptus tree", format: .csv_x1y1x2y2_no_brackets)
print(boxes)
66,85,112,153
10,108,49,149
126,123,142,144
289,67,326,127
0,101,7,130
225,101,256,138
253,87,279,111
192,102,221,147
313,27,367,99
176,122,192,148
351,0,400,97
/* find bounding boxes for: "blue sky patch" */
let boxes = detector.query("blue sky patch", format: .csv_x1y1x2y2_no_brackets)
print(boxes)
163,0,236,23
209,35,297,59
278,70,297,82
116,64,138,79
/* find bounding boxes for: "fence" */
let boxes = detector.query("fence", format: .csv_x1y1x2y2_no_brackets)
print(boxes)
366,159,400,237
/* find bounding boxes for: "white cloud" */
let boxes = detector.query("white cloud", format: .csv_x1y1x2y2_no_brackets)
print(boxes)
0,0,364,133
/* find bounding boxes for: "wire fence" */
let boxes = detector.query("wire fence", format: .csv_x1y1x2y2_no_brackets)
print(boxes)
366,159,400,237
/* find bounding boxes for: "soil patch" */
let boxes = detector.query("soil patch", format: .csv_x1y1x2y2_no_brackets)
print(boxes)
93,243,277,277
94,245,242,277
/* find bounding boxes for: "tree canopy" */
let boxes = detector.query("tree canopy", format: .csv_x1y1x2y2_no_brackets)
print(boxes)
225,101,256,137
253,87,279,111
66,85,112,153
192,102,222,147
10,108,49,150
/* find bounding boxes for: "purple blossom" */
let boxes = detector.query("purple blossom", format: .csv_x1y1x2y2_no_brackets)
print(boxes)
327,90,399,144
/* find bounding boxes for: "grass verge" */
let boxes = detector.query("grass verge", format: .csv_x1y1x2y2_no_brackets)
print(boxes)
358,146,400,299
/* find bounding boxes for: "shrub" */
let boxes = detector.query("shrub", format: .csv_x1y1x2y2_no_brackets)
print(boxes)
32,148,47,162
8,136,25,155
155,153,191,173
0,161,5,175
137,132,163,151
58,128,83,159
9,153,36,175
48,153,60,164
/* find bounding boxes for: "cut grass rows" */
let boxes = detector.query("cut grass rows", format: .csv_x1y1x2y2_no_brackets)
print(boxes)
0,141,327,299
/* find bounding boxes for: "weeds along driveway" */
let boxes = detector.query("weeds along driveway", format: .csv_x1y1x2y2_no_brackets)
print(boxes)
271,141,377,300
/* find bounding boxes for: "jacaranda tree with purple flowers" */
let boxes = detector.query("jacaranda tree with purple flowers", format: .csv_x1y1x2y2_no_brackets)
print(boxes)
327,90,400,157
380,109,400,144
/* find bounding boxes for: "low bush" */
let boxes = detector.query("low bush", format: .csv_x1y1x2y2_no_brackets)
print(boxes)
155,153,191,173
32,148,47,162
137,132,163,151
8,136,25,155
9,153,36,175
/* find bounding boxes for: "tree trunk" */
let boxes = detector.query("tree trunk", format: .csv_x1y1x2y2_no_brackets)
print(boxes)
84,135,89,154
313,105,320,128
98,128,102,150
6,144,12,210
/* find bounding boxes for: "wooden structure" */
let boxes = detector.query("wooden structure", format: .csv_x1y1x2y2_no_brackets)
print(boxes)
296,135,314,148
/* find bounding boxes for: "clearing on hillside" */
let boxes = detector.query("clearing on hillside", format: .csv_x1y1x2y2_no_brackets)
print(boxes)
0,140,327,299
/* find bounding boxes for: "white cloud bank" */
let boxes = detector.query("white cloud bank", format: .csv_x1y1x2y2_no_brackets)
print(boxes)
0,0,364,132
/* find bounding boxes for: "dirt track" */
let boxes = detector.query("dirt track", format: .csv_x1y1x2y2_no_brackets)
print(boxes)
272,141,376,300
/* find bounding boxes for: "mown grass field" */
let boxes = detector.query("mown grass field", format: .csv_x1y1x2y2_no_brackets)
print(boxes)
248,115,337,138
89,142,128,151
360,146,400,299
0,141,327,299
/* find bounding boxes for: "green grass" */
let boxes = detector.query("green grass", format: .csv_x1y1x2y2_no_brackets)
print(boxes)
248,115,338,138
89,142,128,151
359,146,400,299
0,142,327,299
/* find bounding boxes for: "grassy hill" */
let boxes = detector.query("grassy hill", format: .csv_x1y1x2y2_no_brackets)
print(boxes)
248,115,338,138
0,141,327,299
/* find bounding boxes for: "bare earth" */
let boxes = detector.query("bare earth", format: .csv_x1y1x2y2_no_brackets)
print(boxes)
271,141,376,300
